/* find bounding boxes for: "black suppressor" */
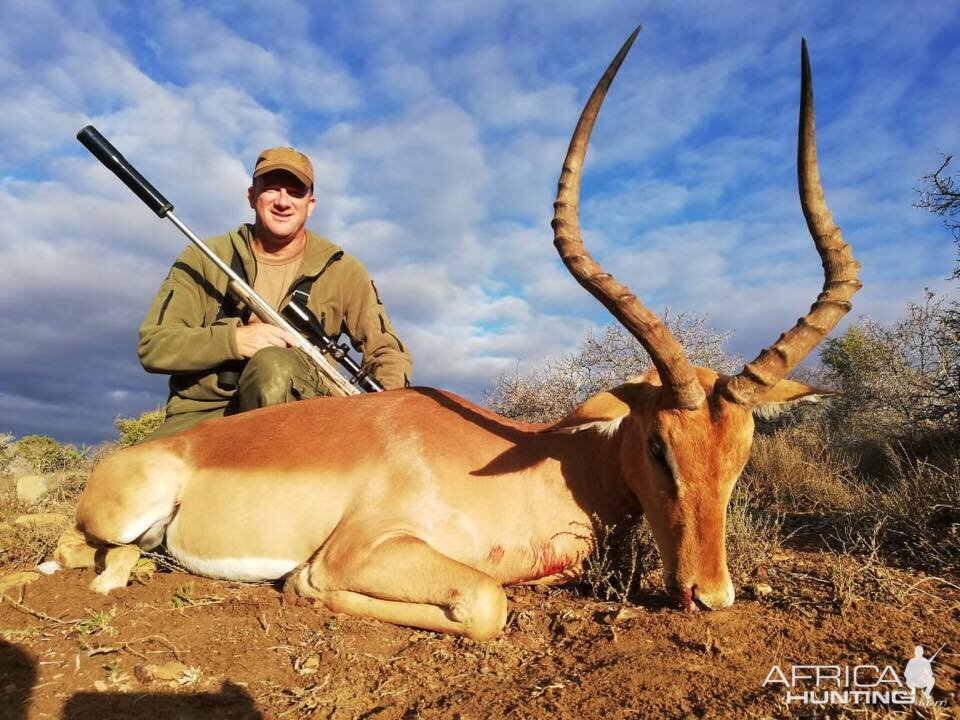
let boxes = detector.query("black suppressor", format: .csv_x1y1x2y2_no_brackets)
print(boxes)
76,125,174,218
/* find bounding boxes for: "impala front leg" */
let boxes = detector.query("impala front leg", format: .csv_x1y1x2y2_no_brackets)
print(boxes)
295,535,508,640
53,526,142,594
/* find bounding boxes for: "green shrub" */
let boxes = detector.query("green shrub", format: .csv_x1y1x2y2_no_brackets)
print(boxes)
13,434,90,474
0,433,13,475
114,406,166,447
820,292,960,441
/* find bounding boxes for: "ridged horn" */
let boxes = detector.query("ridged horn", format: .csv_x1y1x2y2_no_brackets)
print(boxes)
551,26,707,410
721,39,862,407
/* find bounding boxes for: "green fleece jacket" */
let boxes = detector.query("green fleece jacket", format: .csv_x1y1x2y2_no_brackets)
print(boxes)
139,224,412,416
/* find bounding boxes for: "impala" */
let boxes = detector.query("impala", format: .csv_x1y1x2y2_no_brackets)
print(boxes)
56,30,859,640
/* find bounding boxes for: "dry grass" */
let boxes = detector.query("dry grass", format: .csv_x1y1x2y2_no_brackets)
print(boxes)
1,517,68,568
0,433,92,568
862,446,960,573
739,420,960,577
741,425,864,514
725,490,784,581
0,473,87,567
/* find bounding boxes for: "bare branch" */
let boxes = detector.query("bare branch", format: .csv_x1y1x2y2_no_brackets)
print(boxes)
916,153,960,276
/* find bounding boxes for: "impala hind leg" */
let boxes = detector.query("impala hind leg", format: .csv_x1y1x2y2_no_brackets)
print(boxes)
53,526,97,569
295,536,508,640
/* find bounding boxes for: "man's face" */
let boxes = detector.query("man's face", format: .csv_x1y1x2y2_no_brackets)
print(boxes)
248,170,316,244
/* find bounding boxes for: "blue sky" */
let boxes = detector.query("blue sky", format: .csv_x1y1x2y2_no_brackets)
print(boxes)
1,1,958,445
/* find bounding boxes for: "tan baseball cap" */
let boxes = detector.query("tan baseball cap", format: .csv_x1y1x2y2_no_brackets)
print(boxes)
253,147,314,187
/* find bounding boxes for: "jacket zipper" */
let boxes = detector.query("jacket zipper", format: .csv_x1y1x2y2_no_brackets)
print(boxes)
282,250,344,306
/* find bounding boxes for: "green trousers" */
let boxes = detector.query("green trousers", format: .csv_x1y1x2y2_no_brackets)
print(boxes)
145,347,331,441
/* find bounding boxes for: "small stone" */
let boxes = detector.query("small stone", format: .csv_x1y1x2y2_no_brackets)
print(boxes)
136,661,193,682
131,558,157,584
753,583,774,598
93,680,108,692
602,606,644,625
295,655,320,675
509,632,540,651
36,561,62,576
15,475,57,504
0,571,41,594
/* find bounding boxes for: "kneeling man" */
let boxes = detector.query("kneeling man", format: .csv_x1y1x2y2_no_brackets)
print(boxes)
139,146,412,439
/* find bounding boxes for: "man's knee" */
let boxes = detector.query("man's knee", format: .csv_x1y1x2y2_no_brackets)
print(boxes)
238,347,297,408
237,347,325,410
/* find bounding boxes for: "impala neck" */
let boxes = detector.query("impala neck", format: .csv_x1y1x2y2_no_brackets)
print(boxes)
539,426,639,528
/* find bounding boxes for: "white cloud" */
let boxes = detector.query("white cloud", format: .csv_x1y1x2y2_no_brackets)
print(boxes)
148,0,360,112
314,97,491,280
0,1,957,444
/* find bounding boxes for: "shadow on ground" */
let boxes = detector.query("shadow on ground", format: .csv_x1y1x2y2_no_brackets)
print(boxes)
1,640,262,720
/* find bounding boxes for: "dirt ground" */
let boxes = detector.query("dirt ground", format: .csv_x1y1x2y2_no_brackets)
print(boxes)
1,550,958,720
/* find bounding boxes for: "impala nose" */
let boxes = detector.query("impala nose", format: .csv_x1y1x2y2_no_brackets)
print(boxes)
686,581,735,611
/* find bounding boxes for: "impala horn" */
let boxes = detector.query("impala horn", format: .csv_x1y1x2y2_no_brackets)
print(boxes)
720,39,861,407
551,26,706,410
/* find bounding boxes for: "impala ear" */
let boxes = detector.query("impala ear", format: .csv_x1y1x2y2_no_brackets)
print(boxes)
753,378,838,420
545,387,636,435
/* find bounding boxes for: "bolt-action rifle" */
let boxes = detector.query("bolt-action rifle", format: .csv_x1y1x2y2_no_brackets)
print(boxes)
76,125,383,395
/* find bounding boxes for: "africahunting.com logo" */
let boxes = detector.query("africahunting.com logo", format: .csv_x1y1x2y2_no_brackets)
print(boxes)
762,644,947,707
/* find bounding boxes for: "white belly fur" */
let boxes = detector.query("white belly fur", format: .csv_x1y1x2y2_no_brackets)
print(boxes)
164,517,299,582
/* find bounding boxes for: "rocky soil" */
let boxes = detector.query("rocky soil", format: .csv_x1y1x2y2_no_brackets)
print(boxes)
1,549,958,719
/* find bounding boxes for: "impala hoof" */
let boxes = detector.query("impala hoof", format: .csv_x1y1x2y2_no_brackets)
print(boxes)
90,573,123,595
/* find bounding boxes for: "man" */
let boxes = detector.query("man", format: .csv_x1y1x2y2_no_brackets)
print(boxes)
138,146,412,439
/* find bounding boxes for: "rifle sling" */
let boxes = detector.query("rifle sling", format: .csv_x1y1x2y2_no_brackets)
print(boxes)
214,251,253,389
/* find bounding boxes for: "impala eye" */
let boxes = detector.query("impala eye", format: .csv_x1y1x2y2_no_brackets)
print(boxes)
649,435,668,468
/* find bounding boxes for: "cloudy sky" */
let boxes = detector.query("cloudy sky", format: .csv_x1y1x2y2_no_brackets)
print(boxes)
1,1,957,445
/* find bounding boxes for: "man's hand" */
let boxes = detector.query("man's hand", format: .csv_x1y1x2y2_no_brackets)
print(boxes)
235,323,297,358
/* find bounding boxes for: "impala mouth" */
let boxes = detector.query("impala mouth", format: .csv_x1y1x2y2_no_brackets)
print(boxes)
679,585,710,613
678,581,736,612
